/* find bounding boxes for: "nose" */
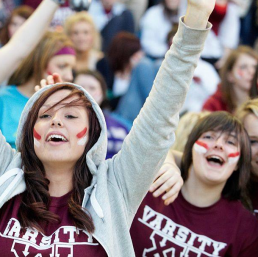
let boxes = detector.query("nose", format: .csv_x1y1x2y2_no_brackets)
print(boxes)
63,69,73,82
214,137,224,151
51,114,63,127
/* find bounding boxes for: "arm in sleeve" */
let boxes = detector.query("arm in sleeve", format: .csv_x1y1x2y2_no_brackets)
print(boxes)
111,18,211,215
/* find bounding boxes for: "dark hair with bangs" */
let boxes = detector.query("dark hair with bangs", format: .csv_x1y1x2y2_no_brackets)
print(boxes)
181,111,252,208
18,84,101,234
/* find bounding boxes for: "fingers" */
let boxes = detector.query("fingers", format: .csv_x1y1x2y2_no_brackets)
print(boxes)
34,73,62,92
152,173,183,198
52,73,62,83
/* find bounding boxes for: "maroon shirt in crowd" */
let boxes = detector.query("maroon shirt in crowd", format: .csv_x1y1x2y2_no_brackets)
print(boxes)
0,192,107,257
202,85,229,113
130,192,258,256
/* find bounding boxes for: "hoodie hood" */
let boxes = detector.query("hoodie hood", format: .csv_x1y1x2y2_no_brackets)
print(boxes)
15,83,107,175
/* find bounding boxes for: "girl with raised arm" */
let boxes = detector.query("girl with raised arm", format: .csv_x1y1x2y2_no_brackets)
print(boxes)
0,0,215,256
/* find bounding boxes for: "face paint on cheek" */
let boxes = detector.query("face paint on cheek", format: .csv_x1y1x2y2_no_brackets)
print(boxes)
77,127,88,146
194,140,208,154
234,69,244,80
33,128,41,148
228,152,240,164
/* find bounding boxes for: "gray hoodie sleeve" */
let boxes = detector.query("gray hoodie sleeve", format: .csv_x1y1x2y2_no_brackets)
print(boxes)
111,18,211,216
0,131,16,176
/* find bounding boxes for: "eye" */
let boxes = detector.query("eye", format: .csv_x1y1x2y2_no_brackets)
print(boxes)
250,140,258,145
65,115,78,119
39,114,51,119
227,140,236,146
58,64,67,69
203,135,212,139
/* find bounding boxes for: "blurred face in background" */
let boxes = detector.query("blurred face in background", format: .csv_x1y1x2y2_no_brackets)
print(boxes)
243,113,258,178
8,15,26,38
45,54,76,82
228,53,257,93
164,0,181,11
69,21,94,52
74,74,104,105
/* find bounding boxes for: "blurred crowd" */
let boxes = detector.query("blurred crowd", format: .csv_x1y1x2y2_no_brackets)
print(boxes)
1,0,258,157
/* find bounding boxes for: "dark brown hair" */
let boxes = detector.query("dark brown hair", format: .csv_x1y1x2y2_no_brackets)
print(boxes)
107,32,141,73
0,5,34,45
161,0,179,22
220,46,258,112
18,84,101,233
181,111,252,208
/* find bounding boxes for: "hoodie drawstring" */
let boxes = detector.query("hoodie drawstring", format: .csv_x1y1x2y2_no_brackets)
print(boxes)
90,184,104,220
0,168,24,203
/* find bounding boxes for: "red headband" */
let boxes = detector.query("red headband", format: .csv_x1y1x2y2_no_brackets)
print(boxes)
54,47,76,56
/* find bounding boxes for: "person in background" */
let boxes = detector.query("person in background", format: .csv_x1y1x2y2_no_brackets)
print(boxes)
203,46,258,113
202,0,240,69
74,70,131,159
119,0,148,30
0,0,66,85
88,0,135,52
97,31,144,109
0,5,33,47
236,98,258,216
64,11,103,72
140,0,185,60
0,31,76,148
131,111,258,256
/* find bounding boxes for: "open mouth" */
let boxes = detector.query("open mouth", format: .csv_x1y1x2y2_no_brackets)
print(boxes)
47,134,68,143
206,155,224,167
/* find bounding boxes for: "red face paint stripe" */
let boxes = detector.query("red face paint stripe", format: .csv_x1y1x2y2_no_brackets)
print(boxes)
228,152,240,158
33,129,41,140
195,140,208,149
77,127,87,138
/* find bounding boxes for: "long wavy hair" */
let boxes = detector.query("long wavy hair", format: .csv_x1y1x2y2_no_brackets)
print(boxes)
18,84,101,233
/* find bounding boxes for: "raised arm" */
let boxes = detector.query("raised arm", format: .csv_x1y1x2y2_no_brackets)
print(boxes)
0,0,60,84
111,0,216,217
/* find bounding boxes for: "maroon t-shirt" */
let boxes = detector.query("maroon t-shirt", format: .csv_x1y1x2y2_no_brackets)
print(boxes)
130,192,258,257
0,193,107,257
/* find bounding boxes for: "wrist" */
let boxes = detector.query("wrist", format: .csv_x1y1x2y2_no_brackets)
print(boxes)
184,6,210,29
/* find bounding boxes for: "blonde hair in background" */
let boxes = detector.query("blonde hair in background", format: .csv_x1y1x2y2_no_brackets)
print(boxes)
235,98,258,122
9,31,74,86
64,11,101,51
171,112,210,152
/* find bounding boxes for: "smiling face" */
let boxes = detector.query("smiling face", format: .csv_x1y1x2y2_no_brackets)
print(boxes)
244,113,258,178
33,89,89,168
191,130,240,187
228,53,257,92
69,21,94,52
46,54,76,82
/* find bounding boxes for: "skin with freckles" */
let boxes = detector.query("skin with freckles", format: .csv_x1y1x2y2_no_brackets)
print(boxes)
34,89,89,171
